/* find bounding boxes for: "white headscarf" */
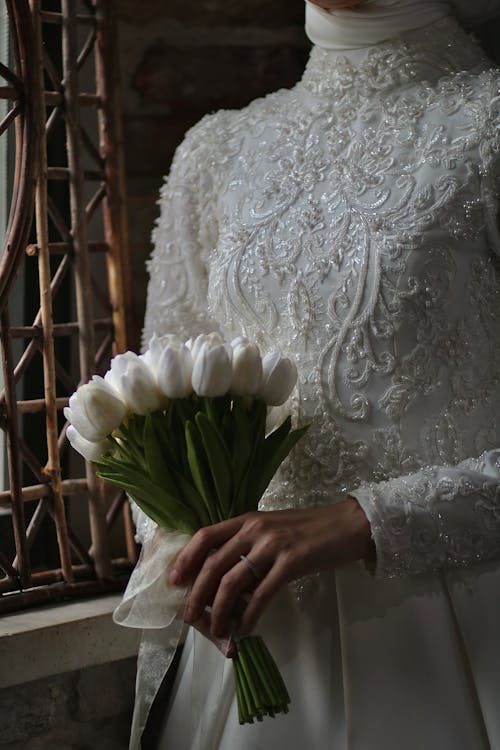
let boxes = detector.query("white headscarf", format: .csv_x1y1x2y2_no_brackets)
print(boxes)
305,0,500,50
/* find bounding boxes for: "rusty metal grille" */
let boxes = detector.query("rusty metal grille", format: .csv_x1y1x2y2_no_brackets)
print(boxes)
0,0,138,614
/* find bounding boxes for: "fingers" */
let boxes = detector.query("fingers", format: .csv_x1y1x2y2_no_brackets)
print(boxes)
168,516,246,585
237,561,289,637
209,556,268,638
192,611,236,659
184,545,255,625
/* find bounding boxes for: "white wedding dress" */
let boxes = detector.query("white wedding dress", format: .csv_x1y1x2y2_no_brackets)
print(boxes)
130,3,500,749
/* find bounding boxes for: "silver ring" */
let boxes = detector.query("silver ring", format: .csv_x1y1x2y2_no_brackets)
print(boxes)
240,554,262,581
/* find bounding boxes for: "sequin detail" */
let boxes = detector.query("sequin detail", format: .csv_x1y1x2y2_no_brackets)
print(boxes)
141,17,500,580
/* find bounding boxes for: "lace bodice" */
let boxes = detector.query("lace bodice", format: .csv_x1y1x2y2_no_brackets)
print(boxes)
142,17,500,577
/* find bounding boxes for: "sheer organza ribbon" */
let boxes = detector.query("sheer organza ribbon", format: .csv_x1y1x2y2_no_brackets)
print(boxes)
114,528,191,749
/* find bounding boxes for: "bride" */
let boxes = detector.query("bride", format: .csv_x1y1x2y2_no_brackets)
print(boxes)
128,1,500,748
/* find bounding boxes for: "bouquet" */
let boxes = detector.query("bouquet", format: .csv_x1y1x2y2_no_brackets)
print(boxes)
65,332,309,724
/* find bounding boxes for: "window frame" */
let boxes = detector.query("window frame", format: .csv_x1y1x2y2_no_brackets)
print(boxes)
0,0,137,614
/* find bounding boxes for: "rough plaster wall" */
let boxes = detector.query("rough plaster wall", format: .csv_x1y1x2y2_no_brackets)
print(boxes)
117,3,500,343
117,0,310,340
0,658,135,750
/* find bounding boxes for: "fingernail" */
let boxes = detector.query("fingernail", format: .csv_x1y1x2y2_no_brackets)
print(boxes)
184,607,194,624
168,569,180,585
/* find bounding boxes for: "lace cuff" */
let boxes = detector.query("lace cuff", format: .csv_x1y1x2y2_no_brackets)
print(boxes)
354,449,500,578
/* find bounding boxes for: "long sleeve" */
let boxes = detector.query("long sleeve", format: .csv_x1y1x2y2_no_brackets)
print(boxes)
142,116,222,351
355,450,500,577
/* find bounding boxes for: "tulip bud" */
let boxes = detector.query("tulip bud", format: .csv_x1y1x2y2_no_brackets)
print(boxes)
140,333,183,376
231,340,262,396
156,341,193,398
191,340,233,397
188,332,224,362
105,352,163,414
64,376,127,441
67,425,112,462
257,352,297,406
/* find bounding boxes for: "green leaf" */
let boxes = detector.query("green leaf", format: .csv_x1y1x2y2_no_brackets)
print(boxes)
231,399,253,486
195,412,233,517
252,422,310,505
94,458,199,533
185,420,217,525
143,413,180,496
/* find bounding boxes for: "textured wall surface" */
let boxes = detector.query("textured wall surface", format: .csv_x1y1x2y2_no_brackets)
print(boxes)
117,3,500,340
116,0,310,338
0,658,135,750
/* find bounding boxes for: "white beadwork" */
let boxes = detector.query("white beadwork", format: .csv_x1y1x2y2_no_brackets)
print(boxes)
142,16,500,578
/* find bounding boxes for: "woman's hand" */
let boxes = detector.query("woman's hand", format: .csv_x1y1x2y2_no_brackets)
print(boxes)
169,497,373,646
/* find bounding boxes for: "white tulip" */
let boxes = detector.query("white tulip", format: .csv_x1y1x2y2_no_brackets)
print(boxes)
64,376,127,441
257,351,298,406
156,341,193,398
187,332,225,362
140,333,183,376
67,424,112,462
191,339,233,397
105,351,163,414
231,339,262,396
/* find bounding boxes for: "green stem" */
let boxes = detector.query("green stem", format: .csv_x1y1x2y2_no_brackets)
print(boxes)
233,657,254,724
237,641,264,715
245,637,279,706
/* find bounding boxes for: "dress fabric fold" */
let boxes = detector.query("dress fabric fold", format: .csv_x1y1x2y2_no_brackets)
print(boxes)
130,12,500,750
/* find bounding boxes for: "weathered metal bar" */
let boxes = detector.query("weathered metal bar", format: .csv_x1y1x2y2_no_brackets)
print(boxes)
94,331,113,371
14,497,50,563
42,48,61,90
47,194,72,242
80,123,104,168
0,255,72,407
0,61,22,91
0,307,31,586
40,11,96,26
29,0,74,585
0,573,131,614
62,0,112,580
0,85,17,100
47,167,105,181
77,28,97,71
44,90,100,107
85,182,106,223
10,317,113,339
95,0,136,352
0,549,19,582
26,240,109,255
18,436,48,482
0,0,37,313
16,397,69,413
0,87,101,106
0,103,19,137
105,489,126,528
0,478,89,506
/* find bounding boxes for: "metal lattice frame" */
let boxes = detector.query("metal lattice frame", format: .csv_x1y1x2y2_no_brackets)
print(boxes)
0,0,137,613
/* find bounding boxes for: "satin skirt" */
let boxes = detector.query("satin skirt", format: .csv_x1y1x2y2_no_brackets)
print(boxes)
157,562,500,750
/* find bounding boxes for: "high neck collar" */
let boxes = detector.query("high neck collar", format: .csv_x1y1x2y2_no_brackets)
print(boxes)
300,16,489,99
305,0,450,51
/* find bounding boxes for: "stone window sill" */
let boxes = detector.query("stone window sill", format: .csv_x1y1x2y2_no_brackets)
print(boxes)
0,594,140,689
